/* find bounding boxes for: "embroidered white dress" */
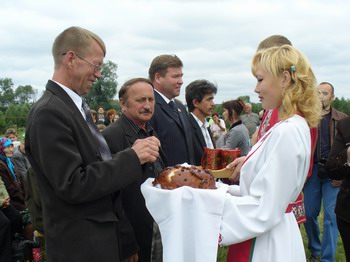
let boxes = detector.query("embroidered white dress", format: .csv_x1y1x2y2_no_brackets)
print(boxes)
220,114,309,262
141,114,309,262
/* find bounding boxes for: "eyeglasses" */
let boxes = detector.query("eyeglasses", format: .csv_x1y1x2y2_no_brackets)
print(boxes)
62,52,103,72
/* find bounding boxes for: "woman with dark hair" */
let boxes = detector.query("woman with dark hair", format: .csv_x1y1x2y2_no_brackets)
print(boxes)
216,99,250,156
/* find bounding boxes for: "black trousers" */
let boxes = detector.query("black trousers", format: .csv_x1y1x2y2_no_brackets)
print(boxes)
337,216,350,262
0,205,23,262
0,208,12,262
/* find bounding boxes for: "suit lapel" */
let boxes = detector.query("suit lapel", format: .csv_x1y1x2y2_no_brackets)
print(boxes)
46,80,95,141
155,92,183,127
119,115,139,145
175,100,187,128
189,114,206,148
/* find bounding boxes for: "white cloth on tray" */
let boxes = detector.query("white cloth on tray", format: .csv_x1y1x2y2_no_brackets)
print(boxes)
141,179,228,262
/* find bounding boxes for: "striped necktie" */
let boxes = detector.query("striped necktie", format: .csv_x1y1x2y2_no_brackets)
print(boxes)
168,100,180,123
82,100,112,160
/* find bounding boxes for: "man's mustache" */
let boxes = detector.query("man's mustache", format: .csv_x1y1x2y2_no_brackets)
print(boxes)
141,109,152,114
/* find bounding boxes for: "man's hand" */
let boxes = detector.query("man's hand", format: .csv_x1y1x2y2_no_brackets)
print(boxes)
226,156,246,183
132,137,160,165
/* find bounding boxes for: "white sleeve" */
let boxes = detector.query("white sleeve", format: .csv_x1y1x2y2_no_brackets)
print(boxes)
220,119,310,245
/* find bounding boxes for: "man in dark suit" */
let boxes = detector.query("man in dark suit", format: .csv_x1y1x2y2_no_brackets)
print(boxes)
25,26,160,262
103,78,165,262
326,116,350,262
185,80,217,166
148,54,194,167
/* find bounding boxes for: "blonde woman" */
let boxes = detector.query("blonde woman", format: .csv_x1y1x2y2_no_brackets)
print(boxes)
220,45,321,262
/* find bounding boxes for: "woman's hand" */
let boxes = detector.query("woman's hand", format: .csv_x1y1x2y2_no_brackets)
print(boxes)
226,156,246,183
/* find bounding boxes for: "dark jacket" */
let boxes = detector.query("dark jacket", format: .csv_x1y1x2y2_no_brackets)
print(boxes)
149,92,194,166
24,167,44,233
25,80,142,262
329,107,348,145
326,116,350,223
322,107,347,187
103,114,165,261
0,160,26,211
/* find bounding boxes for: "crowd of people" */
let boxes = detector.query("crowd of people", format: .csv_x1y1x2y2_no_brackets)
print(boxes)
0,26,348,262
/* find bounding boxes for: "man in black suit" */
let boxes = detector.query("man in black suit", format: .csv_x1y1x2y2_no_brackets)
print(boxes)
185,80,217,166
148,54,194,167
326,116,350,261
103,78,165,262
25,26,160,262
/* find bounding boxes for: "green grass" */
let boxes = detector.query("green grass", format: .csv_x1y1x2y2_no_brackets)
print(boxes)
300,214,345,262
216,210,346,261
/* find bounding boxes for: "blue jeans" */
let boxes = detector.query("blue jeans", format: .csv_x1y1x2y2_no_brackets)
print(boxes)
303,163,339,262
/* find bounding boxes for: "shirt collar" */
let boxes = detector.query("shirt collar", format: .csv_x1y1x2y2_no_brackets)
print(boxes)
191,112,208,128
155,89,173,104
122,114,153,136
51,79,83,116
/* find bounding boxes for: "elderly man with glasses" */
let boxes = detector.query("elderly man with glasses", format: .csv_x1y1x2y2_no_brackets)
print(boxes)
25,26,161,262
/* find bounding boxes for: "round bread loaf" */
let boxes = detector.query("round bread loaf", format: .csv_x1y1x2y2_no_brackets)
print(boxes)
153,165,216,190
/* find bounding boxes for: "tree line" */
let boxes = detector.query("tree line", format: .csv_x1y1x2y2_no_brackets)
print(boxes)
2,60,350,134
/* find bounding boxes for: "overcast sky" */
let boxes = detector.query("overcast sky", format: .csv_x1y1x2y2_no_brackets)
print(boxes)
1,0,350,105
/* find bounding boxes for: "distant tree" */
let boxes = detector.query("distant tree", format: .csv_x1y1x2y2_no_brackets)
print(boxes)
333,97,350,116
238,95,250,103
15,84,37,104
0,111,6,133
84,60,118,110
214,96,262,116
0,78,15,111
251,103,262,114
5,104,21,126
4,103,31,131
109,99,121,113
214,104,223,116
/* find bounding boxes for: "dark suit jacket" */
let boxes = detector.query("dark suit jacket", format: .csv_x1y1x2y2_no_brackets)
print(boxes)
326,116,350,223
188,113,214,166
25,80,142,262
149,92,194,166
24,167,44,233
102,114,165,261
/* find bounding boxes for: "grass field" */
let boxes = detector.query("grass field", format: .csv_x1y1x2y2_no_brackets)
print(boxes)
216,211,346,261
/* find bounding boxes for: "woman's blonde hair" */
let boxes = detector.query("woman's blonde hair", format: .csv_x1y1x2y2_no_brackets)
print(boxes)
251,45,321,128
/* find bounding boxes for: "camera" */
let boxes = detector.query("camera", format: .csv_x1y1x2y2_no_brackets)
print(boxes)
317,158,329,178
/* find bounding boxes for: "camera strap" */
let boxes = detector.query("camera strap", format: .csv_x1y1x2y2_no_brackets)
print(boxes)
317,125,322,162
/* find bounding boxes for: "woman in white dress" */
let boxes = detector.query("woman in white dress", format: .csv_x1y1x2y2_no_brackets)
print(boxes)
220,45,322,262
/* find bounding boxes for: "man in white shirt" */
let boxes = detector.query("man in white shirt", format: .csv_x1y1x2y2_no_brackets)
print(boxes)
185,79,217,165
210,112,226,146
